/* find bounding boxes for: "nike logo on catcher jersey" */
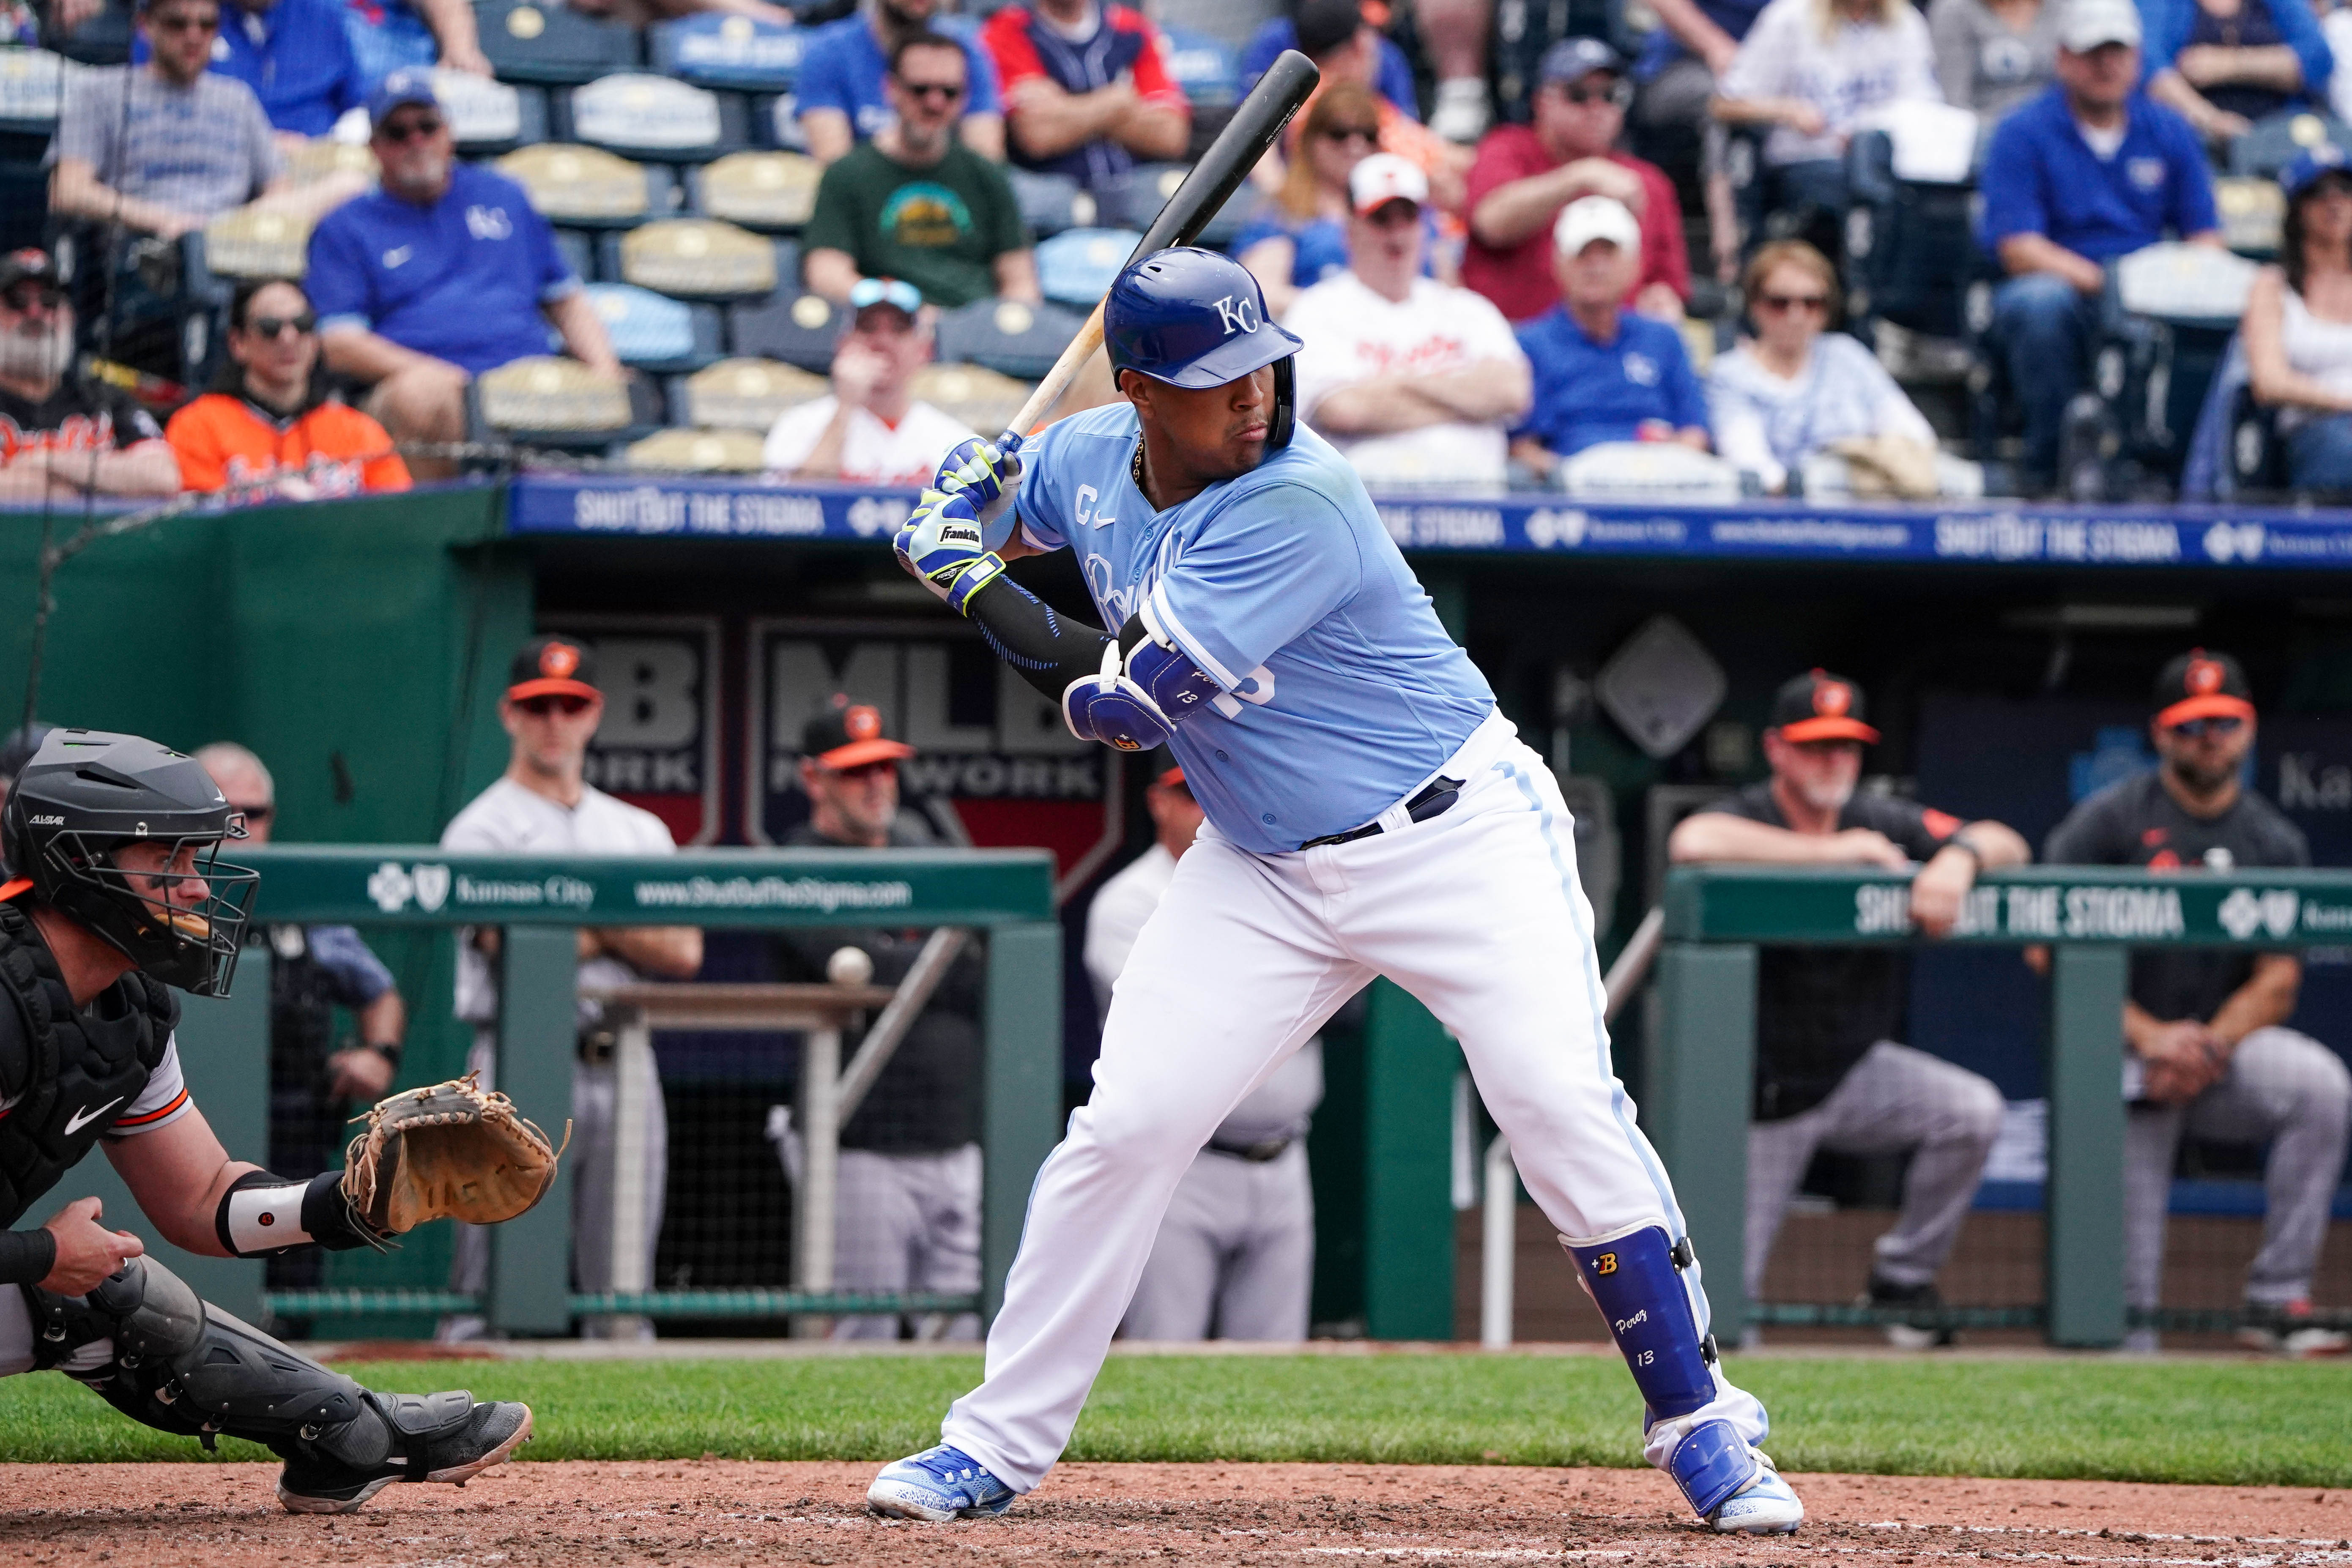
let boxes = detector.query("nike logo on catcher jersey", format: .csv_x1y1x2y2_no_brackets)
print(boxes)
64,1097,124,1135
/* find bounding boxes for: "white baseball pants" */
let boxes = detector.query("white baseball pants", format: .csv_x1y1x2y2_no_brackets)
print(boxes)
941,711,1769,1491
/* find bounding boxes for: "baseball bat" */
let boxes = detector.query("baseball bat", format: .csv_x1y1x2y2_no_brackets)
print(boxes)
998,49,1322,443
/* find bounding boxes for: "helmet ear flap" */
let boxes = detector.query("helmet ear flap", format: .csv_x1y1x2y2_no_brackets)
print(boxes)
1267,355,1295,452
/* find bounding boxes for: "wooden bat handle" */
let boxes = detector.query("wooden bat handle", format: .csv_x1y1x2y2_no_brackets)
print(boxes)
1001,300,1106,447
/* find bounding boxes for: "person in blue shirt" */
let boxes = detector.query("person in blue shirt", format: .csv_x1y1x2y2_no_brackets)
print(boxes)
337,0,492,95
307,70,621,475
1978,0,2221,490
133,0,367,137
1242,0,1422,122
1510,194,1711,476
796,0,1006,164
2141,0,2330,142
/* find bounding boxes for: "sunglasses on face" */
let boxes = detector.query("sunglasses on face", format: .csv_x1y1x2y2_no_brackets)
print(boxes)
1757,292,1829,314
1321,125,1380,145
517,694,594,717
149,11,221,31
378,116,445,144
1561,81,1629,107
244,312,315,339
897,79,965,103
1,285,63,314
2167,715,2244,739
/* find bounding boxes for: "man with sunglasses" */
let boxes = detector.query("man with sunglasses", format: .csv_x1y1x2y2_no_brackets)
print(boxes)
764,278,978,484
437,637,704,1341
1465,38,1689,325
769,699,989,1341
0,249,181,501
1284,154,1530,493
47,0,282,241
804,33,1040,311
307,70,621,475
2043,650,2351,1356
796,0,1006,164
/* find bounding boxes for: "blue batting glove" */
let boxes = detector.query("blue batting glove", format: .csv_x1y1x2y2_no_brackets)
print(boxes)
933,432,1024,551
895,487,1006,616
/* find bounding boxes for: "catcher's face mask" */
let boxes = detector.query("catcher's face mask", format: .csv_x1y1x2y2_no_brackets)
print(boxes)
58,827,259,997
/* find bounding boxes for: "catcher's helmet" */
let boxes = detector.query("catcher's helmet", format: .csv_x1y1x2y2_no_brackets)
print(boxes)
2,730,258,996
1104,246,1303,449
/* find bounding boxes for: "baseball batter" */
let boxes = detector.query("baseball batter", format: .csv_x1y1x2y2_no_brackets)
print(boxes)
871,246,1803,1533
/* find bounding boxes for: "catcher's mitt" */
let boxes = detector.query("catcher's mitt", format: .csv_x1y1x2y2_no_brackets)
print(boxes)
342,1074,569,1238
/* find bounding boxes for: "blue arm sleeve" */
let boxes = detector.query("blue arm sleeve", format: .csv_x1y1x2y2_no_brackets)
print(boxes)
1146,482,1362,689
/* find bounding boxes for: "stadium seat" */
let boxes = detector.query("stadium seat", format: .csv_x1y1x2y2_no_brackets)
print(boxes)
282,139,379,189
1095,163,1251,249
0,47,68,140
1036,227,1142,308
650,12,804,94
2215,177,2287,258
500,144,673,228
562,73,747,162
476,0,644,85
473,353,666,452
688,151,821,231
755,93,811,152
624,426,770,472
555,227,600,282
1007,168,1092,239
934,296,1087,381
586,280,727,371
1158,25,1240,109
602,218,786,299
673,355,827,430
727,287,846,371
2227,109,2352,178
194,208,314,285
914,362,1033,438
1842,127,1980,343
436,68,547,155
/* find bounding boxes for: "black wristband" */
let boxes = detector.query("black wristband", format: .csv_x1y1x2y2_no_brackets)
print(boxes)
0,1226,57,1287
298,1168,379,1252
364,1040,403,1070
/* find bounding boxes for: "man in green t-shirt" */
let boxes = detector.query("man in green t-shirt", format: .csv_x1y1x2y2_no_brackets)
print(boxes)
803,31,1041,310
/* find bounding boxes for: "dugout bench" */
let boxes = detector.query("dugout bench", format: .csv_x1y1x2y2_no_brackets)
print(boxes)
114,845,1059,1335
1653,863,2352,1348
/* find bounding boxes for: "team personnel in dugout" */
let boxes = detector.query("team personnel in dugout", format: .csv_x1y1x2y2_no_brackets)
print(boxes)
770,699,988,1342
1464,39,1689,324
47,0,282,241
802,34,1041,310
763,278,977,484
1086,763,1324,1343
0,250,181,501
1668,671,2025,1346
982,0,1190,191
2040,650,2352,1357
796,0,1006,164
438,637,704,1343
307,70,622,476
1978,0,2221,492
1285,154,1531,493
1509,195,1710,476
166,277,412,500
133,0,366,137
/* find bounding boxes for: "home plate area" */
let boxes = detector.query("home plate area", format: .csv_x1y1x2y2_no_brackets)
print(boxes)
3,1464,2349,1566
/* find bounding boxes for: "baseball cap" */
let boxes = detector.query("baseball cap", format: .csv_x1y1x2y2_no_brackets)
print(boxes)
2282,142,2352,200
848,276,923,322
0,248,60,293
1538,36,1625,86
2058,0,2141,52
1294,0,1375,59
1769,669,1880,744
507,635,600,703
368,66,442,131
2152,648,2255,728
1348,153,1428,215
1554,194,1640,256
802,696,916,771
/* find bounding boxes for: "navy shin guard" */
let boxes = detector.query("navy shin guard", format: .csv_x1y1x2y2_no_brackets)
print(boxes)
1562,1222,1752,1519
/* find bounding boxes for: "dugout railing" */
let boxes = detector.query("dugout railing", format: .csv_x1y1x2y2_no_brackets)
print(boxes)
1649,862,2352,1348
101,844,1060,1335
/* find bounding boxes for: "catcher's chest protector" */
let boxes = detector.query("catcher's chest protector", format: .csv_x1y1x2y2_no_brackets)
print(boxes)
0,901,178,1229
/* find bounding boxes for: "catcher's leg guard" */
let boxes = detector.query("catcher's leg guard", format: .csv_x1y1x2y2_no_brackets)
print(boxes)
1561,1223,1757,1521
22,1258,531,1513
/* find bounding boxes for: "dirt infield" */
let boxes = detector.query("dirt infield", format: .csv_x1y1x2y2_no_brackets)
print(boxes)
4,1461,2349,1566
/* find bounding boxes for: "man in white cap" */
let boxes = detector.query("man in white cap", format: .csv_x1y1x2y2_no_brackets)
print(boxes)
1283,153,1532,494
1509,194,1710,478
1977,0,2219,493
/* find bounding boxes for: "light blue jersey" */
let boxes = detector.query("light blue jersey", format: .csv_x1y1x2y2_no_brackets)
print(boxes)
1014,404,1495,854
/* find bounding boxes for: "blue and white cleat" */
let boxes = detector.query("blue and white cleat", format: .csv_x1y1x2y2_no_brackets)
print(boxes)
867,1444,1019,1521
1709,1455,1805,1534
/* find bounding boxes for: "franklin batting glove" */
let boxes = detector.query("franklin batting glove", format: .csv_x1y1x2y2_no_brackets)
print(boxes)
932,434,1024,552
896,489,1007,615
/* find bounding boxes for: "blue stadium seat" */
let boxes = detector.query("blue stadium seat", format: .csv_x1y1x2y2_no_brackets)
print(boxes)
650,13,804,94
1007,168,1088,239
1095,163,1251,249
1158,25,1240,108
754,92,810,151
1036,227,1142,308
556,227,601,282
934,296,1088,380
477,0,645,85
727,287,846,371
560,73,750,162
586,281,726,371
439,70,550,156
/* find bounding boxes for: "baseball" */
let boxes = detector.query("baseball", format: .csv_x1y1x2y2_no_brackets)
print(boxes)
827,945,874,987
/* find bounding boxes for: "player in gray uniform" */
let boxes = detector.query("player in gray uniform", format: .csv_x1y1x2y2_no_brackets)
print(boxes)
1087,762,1323,1341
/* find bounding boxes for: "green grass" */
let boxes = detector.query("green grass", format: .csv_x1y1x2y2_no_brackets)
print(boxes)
2,1354,2347,1487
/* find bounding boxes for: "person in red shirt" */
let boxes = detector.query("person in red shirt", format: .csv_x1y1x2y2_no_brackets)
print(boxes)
980,0,1188,192
1463,38,1690,323
167,277,411,501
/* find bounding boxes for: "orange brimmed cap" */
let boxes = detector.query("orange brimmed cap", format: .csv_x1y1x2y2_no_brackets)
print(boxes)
802,695,916,771
1769,668,1880,744
508,635,600,702
2153,648,2256,729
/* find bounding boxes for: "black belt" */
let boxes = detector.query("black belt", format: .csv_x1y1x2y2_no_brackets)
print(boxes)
1298,775,1464,851
1206,1135,1293,1162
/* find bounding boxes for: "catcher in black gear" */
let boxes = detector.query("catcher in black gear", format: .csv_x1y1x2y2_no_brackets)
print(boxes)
0,729,536,1513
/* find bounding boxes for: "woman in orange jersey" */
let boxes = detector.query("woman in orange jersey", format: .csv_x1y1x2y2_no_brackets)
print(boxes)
167,278,411,501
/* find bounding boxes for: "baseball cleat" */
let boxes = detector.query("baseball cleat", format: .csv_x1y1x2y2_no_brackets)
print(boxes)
2236,1300,2351,1358
868,1444,1018,1521
277,1397,533,1514
1709,1456,1805,1534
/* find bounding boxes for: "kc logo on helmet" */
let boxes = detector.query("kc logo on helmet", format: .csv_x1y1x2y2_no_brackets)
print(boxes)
1212,293,1260,335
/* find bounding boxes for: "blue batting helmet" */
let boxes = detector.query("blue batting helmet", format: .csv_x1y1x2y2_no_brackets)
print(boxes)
1104,247,1302,447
